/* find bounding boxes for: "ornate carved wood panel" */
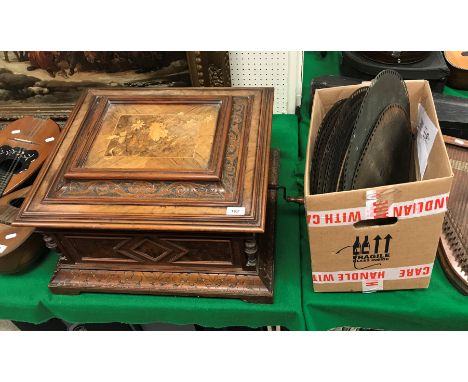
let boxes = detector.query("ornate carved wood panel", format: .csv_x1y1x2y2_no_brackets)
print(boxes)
54,231,245,271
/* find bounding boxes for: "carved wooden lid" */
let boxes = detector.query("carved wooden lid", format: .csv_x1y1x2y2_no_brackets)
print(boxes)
14,88,274,233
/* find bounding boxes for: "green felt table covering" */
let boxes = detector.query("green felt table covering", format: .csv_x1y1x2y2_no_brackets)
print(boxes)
298,51,468,331
0,114,305,330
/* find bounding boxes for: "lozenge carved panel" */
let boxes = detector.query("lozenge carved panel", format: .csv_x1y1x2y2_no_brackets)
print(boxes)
57,232,244,270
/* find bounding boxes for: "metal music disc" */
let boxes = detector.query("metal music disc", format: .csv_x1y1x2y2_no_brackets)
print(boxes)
310,98,346,194
343,70,410,190
320,86,368,194
351,104,412,190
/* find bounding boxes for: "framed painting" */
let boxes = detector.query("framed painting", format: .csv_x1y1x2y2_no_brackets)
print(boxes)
0,51,231,129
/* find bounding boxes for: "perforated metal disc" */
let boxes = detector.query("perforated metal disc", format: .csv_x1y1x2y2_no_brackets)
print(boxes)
343,70,409,190
320,87,368,194
351,104,412,190
310,98,346,194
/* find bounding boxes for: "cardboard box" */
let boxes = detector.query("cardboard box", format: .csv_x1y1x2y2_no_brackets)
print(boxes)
304,80,453,292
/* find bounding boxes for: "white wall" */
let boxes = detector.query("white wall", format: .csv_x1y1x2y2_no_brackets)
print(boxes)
229,51,303,114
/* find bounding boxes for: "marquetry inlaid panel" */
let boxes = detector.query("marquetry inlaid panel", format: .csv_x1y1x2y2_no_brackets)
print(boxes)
66,96,232,182
87,105,220,170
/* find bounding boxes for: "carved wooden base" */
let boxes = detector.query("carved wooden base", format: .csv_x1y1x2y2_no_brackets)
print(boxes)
48,150,279,303
50,268,273,303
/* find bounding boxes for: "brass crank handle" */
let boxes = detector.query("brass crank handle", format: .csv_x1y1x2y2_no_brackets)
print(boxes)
268,185,304,205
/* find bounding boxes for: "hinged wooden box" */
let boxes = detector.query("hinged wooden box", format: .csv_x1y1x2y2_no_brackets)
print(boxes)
14,87,277,303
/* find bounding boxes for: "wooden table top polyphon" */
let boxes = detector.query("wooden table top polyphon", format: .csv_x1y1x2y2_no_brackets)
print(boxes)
14,88,274,233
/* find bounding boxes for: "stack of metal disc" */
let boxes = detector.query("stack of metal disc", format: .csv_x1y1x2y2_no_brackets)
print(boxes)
310,70,413,194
